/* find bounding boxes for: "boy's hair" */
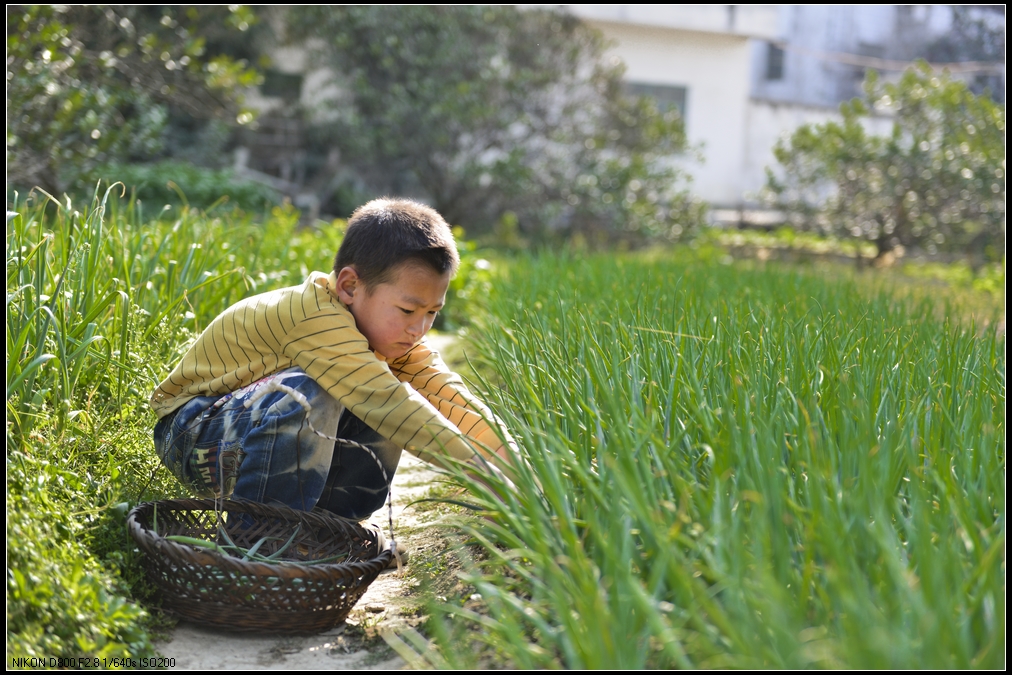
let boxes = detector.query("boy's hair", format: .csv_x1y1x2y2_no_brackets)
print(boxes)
334,198,460,287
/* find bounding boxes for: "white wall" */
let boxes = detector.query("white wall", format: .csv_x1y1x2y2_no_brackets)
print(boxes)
584,19,753,206
744,98,895,200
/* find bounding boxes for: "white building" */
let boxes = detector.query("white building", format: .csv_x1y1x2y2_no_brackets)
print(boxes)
750,5,954,109
565,4,1000,218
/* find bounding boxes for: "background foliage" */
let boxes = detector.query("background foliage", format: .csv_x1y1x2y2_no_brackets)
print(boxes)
289,5,705,244
6,5,262,196
766,64,1005,262
77,161,282,213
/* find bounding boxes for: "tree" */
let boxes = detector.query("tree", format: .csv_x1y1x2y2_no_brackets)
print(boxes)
288,5,703,243
6,5,262,195
766,64,1005,262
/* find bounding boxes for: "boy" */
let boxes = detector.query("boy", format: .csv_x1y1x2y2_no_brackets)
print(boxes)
151,198,514,524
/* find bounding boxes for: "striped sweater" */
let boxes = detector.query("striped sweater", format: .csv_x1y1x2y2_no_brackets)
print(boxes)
150,271,508,465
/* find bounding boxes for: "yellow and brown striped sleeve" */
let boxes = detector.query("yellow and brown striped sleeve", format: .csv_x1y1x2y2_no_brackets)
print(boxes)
386,342,517,464
149,274,316,417
282,305,479,464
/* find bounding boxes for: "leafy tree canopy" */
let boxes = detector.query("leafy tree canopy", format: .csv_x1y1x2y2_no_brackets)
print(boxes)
288,5,704,244
6,5,262,195
766,64,1005,262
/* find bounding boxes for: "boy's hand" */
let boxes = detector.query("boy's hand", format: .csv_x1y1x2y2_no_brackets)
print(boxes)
466,455,517,500
491,444,514,464
481,441,541,495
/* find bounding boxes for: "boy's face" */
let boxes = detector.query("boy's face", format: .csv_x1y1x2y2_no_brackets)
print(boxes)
336,263,450,359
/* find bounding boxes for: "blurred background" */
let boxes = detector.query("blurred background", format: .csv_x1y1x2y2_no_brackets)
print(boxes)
7,4,1006,261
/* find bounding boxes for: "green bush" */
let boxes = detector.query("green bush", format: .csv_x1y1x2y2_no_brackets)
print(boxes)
290,5,705,245
74,162,282,212
6,6,262,196
767,64,1005,261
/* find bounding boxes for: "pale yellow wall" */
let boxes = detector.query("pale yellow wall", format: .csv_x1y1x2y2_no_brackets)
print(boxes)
562,4,778,39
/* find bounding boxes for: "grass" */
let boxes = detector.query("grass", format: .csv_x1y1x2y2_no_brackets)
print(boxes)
5,187,325,660
406,250,1004,669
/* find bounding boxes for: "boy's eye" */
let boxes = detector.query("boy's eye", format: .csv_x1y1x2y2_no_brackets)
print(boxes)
400,308,413,315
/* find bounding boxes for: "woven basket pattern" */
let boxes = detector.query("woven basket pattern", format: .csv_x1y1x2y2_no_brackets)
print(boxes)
127,498,393,633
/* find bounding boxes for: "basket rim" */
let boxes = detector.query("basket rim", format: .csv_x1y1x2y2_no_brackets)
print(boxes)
127,497,393,578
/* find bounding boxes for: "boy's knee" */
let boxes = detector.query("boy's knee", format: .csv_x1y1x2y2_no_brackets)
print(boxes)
240,367,343,423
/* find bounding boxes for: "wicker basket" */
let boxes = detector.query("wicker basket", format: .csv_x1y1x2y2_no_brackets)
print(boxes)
127,498,393,634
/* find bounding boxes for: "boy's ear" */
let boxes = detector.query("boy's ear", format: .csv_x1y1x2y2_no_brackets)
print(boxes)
335,266,361,305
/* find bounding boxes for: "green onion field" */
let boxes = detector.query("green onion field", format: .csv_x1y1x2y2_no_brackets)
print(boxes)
6,192,1005,668
423,252,1005,668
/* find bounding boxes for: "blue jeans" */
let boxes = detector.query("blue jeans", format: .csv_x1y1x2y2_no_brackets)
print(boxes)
153,367,403,521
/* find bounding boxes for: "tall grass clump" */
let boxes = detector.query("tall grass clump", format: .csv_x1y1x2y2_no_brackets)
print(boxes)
5,188,313,659
413,252,1004,669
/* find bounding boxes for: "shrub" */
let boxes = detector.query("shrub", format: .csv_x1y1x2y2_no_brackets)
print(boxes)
289,5,705,246
767,64,1005,263
75,162,282,213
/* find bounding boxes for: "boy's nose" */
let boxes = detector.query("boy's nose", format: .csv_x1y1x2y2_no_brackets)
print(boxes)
407,317,425,337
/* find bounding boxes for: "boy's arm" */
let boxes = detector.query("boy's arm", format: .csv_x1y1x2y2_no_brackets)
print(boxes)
385,341,520,475
284,306,485,467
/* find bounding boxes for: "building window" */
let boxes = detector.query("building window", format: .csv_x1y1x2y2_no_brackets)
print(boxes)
260,69,303,99
766,43,785,81
625,82,688,120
